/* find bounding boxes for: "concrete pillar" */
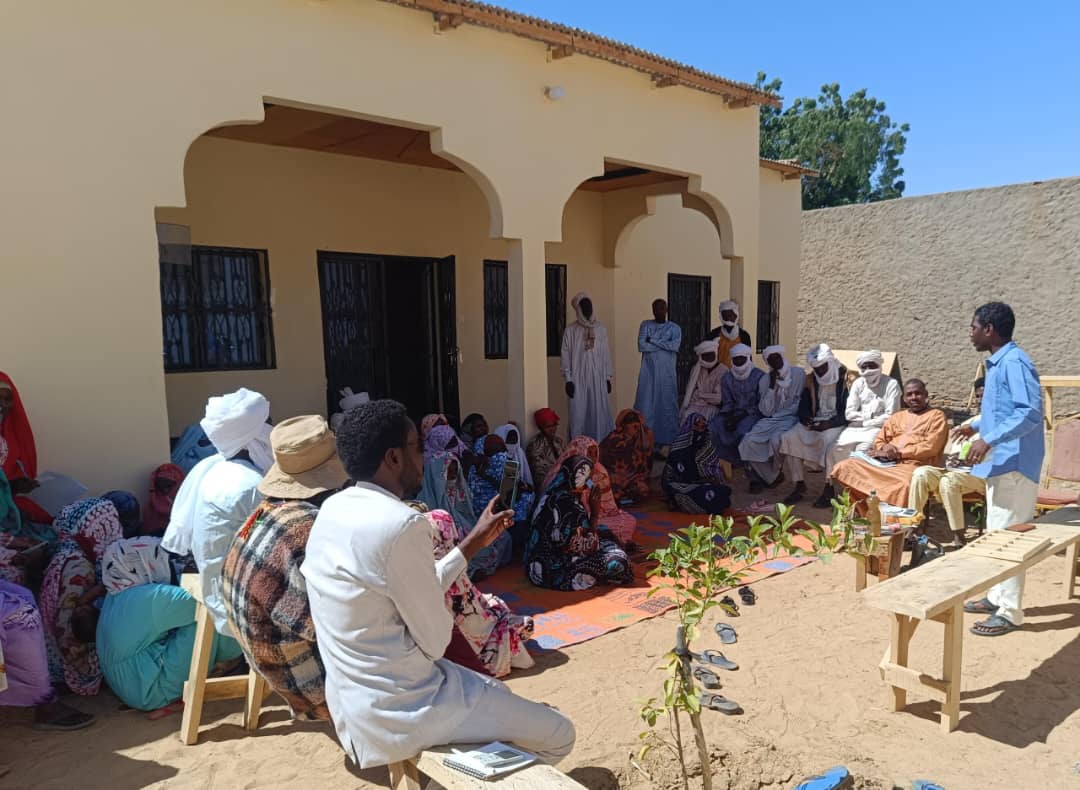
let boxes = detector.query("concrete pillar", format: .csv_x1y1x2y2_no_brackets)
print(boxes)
505,237,550,433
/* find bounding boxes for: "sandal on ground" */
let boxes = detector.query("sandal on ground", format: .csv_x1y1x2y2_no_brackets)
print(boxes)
714,622,738,644
718,596,740,617
794,765,853,790
738,586,756,605
692,649,738,671
963,597,995,614
33,705,96,732
699,692,742,715
971,615,1018,637
692,665,721,689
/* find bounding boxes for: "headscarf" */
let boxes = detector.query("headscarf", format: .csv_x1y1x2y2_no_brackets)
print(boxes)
53,498,122,564
494,424,533,485
419,452,476,542
667,413,727,483
571,292,597,351
729,343,754,381
143,463,185,536
762,345,791,381
529,455,597,563
0,372,36,481
425,424,468,463
420,413,449,441
101,536,172,594
0,437,55,545
681,339,725,413
598,409,654,499
806,343,840,386
468,446,534,524
857,349,885,388
164,388,272,556
460,413,486,443
534,408,560,430
100,490,141,539
718,299,741,341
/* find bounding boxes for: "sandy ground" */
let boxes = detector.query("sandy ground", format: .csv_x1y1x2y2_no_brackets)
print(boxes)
3,474,1079,790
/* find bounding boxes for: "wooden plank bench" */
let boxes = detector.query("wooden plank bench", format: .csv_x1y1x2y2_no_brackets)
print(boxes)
388,745,585,789
861,507,1080,732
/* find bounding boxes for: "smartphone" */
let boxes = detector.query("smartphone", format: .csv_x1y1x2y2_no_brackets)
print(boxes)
497,460,520,512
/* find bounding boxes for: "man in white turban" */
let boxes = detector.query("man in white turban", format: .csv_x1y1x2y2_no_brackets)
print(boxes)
706,299,752,368
738,345,805,493
777,343,850,505
711,343,765,464
680,339,728,424
819,349,902,507
561,293,614,441
163,388,274,635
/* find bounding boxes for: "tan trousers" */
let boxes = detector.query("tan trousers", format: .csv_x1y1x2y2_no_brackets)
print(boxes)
907,466,986,534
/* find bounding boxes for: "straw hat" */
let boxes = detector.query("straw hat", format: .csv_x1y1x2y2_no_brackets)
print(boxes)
258,415,349,499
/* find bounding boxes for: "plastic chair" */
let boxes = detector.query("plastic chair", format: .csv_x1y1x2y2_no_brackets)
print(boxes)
1037,417,1080,515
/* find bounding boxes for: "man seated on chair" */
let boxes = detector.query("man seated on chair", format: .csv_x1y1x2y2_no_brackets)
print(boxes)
831,379,950,508
163,388,275,638
908,379,987,549
302,400,576,770
221,415,349,721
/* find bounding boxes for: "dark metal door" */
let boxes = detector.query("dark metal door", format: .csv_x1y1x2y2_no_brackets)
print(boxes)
667,273,712,398
434,255,460,421
317,251,388,416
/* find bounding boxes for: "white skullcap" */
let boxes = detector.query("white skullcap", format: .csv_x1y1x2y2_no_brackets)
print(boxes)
339,387,370,412
806,343,835,366
694,339,720,356
857,349,884,367
200,388,273,471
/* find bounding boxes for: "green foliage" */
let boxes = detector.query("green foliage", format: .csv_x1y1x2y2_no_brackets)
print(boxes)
637,494,874,788
756,72,909,210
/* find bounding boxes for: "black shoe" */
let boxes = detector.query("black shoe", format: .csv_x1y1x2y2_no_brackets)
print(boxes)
782,483,806,506
812,484,835,509
748,477,764,495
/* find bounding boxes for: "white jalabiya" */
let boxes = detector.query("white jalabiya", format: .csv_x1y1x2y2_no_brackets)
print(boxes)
302,483,575,769
681,340,728,423
561,293,614,440
824,374,903,476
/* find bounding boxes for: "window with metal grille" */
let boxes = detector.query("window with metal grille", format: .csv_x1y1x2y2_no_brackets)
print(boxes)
756,280,781,352
545,263,567,357
483,260,509,359
160,245,276,372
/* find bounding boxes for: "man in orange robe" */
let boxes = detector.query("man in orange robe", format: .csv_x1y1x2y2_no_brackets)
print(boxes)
831,379,949,507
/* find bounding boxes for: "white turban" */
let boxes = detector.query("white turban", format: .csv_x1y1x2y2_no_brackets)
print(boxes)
857,350,885,387
571,292,597,349
163,388,273,557
729,343,754,380
718,300,741,340
762,344,791,381
339,387,370,412
694,338,721,369
806,343,840,386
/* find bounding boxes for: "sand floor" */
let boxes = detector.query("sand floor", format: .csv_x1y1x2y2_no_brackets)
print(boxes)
4,478,1079,789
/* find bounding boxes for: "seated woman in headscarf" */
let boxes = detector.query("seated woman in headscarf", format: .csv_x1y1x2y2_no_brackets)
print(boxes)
460,413,489,448
0,372,53,525
494,423,534,490
39,498,122,696
525,455,632,592
663,414,733,515
0,437,57,586
467,436,531,570
1,579,95,730
141,464,185,537
525,408,565,484
426,509,534,676
420,413,450,444
599,409,654,503
543,437,637,545
424,424,469,465
100,491,142,539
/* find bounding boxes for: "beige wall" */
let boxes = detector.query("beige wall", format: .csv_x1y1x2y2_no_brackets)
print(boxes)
2,0,776,493
758,169,802,357
799,176,1080,409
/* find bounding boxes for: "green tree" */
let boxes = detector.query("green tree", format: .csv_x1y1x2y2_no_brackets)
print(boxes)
756,72,909,210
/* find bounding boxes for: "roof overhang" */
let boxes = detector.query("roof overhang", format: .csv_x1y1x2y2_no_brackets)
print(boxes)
759,157,819,179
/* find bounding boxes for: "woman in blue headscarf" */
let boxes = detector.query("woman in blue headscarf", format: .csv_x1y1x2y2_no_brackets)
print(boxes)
0,437,57,585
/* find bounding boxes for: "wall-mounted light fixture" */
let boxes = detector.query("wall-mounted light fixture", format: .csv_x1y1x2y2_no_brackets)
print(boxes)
544,85,566,101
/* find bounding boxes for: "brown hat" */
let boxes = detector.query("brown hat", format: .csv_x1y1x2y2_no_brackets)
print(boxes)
258,415,349,499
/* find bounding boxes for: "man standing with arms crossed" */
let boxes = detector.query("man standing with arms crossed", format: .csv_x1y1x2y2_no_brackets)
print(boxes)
955,302,1044,637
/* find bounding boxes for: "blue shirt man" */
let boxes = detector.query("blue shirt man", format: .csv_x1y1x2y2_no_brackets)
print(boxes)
633,299,682,446
959,302,1043,635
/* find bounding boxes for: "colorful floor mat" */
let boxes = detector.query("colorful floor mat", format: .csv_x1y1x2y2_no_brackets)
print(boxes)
476,506,815,652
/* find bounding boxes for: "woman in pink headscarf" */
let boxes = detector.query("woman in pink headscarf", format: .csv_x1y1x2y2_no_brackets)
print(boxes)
543,436,637,545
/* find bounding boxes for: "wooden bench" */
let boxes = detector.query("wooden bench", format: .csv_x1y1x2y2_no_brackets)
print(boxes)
179,573,269,745
861,507,1080,732
388,745,585,789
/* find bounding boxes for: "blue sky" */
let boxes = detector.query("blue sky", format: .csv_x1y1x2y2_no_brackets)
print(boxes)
498,0,1080,197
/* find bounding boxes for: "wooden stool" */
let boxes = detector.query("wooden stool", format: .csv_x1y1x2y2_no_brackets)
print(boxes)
852,531,905,591
179,573,269,745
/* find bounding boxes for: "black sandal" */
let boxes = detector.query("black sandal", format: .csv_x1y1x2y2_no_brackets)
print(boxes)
718,596,740,617
971,615,1017,637
692,666,721,689
963,597,995,614
738,586,756,606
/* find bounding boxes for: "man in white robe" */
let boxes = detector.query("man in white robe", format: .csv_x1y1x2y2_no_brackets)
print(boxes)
163,388,275,635
561,292,614,441
633,298,682,446
738,346,805,493
302,400,575,769
819,349,902,507
778,344,849,505
680,339,728,424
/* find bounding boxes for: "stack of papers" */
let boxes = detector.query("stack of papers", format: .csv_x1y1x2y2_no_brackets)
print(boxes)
443,742,536,780
851,450,897,468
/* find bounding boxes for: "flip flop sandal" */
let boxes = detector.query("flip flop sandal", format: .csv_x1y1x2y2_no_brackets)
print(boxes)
738,586,757,605
32,711,96,731
963,597,995,614
718,596,740,617
692,649,738,671
971,615,1017,637
699,693,742,715
692,666,722,689
794,765,853,790
714,622,738,644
